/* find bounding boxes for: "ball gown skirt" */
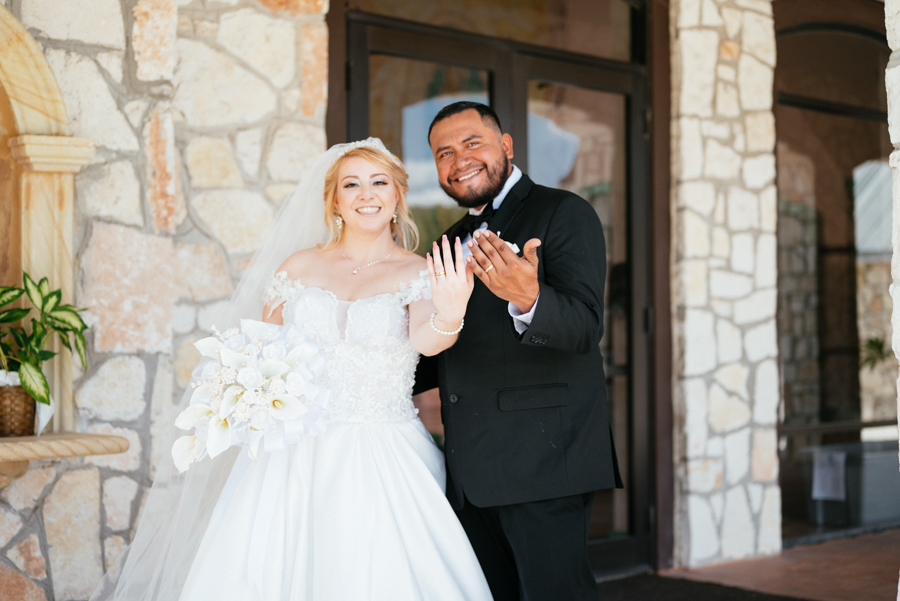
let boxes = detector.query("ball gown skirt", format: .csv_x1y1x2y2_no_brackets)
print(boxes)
178,418,492,600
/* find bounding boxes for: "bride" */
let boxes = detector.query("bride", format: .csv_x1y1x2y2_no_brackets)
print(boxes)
90,139,492,600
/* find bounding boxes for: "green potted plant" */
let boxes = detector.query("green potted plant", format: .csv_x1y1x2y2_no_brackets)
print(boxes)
0,272,88,437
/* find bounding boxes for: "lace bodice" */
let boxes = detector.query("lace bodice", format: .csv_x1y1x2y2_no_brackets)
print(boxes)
263,271,432,424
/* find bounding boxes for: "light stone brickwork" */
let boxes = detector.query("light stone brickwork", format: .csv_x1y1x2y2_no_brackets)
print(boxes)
671,0,782,568
0,1,328,597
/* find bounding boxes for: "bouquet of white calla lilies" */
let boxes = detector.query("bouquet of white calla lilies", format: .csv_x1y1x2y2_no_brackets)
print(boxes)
171,320,330,473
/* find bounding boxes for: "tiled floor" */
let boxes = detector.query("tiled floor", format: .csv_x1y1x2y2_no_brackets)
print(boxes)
661,529,900,601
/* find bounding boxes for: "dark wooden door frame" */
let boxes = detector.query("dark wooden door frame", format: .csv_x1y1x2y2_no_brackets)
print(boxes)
648,0,673,571
326,6,676,574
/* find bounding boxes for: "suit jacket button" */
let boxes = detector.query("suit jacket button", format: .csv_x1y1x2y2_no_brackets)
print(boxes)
449,394,459,403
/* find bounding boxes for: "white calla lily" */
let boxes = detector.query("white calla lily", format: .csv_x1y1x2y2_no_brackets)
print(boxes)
258,359,290,379
220,385,243,418
172,436,204,473
175,404,213,430
194,337,223,358
206,417,232,458
190,381,211,404
219,347,250,369
266,393,308,421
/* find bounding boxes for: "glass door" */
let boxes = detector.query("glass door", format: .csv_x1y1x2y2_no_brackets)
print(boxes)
346,11,652,577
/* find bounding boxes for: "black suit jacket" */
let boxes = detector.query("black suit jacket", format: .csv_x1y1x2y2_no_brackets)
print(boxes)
416,174,623,510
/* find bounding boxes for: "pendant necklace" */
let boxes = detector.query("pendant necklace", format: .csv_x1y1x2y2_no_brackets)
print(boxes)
340,246,392,275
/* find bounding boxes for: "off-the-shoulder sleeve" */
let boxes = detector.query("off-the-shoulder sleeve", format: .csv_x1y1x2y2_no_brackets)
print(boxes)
397,270,432,306
262,271,304,316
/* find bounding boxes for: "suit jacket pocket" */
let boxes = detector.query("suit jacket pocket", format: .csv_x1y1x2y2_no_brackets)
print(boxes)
498,384,570,411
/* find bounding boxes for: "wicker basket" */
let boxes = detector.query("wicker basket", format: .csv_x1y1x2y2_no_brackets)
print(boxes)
0,385,36,437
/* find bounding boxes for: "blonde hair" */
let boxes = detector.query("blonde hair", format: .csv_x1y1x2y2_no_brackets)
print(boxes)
321,147,419,252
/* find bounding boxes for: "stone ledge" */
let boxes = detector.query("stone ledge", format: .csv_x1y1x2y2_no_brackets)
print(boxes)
0,433,129,488
8,135,96,172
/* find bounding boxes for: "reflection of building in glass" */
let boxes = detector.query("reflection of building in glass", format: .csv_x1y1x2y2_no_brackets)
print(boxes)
853,161,897,441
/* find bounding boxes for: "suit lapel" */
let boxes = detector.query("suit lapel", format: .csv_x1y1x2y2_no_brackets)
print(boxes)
488,174,533,238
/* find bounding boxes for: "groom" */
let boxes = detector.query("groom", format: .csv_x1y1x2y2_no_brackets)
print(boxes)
417,101,622,600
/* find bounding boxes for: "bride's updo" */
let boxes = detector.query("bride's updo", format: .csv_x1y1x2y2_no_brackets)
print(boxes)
322,146,419,252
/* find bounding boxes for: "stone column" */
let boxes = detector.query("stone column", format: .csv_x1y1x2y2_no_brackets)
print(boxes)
670,0,781,567
883,2,900,599
8,134,95,431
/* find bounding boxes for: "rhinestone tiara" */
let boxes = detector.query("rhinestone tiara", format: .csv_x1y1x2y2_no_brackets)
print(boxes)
335,138,403,168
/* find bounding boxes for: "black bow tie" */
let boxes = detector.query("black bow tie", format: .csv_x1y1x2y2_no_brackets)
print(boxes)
458,203,494,237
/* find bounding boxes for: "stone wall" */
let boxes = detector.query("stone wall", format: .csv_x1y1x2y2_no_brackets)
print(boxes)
0,1,328,598
670,0,782,567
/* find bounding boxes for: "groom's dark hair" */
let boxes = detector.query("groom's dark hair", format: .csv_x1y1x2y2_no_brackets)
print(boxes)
427,101,503,141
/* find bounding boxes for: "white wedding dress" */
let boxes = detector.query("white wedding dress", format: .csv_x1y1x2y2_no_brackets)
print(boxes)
177,271,492,601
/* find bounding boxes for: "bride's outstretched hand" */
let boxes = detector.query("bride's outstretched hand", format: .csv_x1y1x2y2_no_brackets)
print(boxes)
427,235,474,332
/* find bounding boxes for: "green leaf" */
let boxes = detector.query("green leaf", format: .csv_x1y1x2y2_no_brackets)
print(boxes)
73,331,87,370
29,319,47,354
10,329,26,348
48,309,86,332
0,287,24,308
22,273,42,309
57,332,72,352
38,350,56,361
42,290,61,313
0,308,30,324
18,361,50,405
38,277,50,299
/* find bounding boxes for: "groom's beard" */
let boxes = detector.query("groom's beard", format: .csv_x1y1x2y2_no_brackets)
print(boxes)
440,155,511,209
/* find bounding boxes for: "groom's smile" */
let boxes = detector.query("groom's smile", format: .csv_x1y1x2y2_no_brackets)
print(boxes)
455,167,483,183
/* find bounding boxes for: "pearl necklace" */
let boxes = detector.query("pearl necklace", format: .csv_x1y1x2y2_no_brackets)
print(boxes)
340,246,392,275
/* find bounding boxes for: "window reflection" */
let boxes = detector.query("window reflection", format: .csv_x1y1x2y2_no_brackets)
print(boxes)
528,82,629,539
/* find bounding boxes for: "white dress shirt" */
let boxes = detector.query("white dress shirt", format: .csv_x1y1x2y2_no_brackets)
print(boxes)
459,165,538,334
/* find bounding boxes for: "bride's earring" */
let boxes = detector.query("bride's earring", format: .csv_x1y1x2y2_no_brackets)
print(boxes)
392,212,398,224
335,214,343,230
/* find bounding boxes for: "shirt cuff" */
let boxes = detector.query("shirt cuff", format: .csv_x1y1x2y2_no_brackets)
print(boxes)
508,295,539,334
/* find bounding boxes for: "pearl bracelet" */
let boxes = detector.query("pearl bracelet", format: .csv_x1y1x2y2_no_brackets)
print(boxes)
430,311,464,335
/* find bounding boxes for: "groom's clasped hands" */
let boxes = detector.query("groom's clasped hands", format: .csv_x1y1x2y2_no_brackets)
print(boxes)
467,229,542,314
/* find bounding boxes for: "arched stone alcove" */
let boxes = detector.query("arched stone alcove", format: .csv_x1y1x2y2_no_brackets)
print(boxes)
0,5,95,431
